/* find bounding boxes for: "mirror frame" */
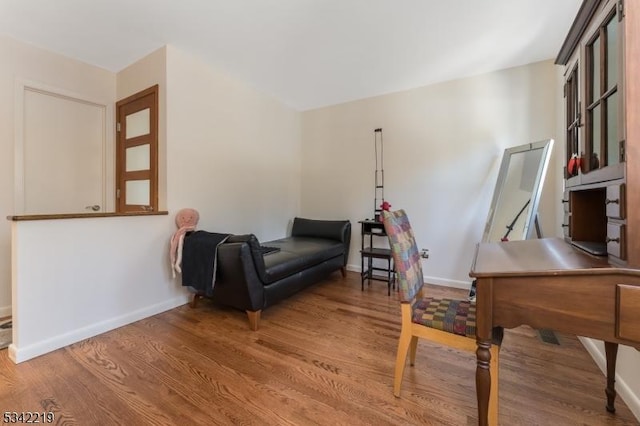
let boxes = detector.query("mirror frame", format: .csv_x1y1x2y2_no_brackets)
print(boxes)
482,139,554,242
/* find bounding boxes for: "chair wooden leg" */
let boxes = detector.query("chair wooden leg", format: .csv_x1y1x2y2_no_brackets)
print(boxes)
409,336,418,366
246,310,261,331
488,345,500,426
393,329,413,397
341,266,346,278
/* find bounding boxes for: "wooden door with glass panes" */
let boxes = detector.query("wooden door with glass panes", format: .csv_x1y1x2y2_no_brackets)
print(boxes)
116,85,158,213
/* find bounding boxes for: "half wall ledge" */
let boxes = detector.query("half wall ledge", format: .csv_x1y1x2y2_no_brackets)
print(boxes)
7,211,168,221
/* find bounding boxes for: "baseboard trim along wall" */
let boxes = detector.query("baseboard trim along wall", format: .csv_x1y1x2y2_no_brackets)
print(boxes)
345,264,472,290
9,295,189,363
422,276,471,290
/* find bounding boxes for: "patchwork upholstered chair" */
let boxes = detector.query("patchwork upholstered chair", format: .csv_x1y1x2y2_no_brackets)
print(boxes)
382,209,502,424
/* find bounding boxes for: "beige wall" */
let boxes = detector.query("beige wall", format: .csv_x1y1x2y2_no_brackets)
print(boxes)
301,60,559,287
117,46,168,211
116,44,303,237
0,35,116,316
165,45,302,240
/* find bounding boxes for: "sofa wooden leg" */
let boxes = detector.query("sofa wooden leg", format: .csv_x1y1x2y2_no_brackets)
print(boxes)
341,267,347,278
246,310,261,331
190,293,203,308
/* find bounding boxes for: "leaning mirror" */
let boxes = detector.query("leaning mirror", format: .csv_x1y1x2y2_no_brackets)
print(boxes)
482,139,554,242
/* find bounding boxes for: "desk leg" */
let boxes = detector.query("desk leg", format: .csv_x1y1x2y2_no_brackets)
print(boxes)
475,277,493,426
476,340,492,426
605,341,619,413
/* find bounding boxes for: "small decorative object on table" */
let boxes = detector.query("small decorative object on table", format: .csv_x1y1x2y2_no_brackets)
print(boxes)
378,200,392,221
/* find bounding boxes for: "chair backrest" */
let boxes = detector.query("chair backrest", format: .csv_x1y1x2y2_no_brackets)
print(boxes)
382,209,424,303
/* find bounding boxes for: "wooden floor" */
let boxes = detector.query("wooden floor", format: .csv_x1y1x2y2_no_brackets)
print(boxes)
1,272,638,425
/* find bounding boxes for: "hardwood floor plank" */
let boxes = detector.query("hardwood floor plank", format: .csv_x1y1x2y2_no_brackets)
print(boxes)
0,272,637,425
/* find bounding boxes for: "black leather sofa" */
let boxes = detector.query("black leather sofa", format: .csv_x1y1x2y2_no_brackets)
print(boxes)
189,217,351,330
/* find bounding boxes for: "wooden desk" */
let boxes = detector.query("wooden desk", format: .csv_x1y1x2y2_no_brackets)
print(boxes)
470,238,640,426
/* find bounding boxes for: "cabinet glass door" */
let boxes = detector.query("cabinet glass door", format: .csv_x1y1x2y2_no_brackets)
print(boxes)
585,8,621,172
565,64,580,178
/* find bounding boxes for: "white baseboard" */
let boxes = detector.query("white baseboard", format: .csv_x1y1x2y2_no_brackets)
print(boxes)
579,337,640,422
9,295,189,364
346,263,361,272
346,264,472,290
0,305,11,318
423,276,472,290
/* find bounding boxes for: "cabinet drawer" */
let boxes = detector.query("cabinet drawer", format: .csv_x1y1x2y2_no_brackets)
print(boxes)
606,184,625,219
617,285,640,343
607,223,626,260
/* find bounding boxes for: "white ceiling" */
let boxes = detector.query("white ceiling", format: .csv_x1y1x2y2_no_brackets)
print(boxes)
0,0,582,110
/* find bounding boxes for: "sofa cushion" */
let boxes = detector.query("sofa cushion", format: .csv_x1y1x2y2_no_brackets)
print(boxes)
260,236,344,284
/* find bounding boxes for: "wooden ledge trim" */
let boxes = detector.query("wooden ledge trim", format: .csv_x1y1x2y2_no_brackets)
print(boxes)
7,211,168,221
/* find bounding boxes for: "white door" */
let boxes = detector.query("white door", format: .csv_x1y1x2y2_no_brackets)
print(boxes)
22,89,106,214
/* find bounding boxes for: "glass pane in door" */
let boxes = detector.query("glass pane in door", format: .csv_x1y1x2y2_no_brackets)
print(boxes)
590,37,601,100
607,92,619,166
126,180,150,205
125,144,150,171
126,108,150,139
606,16,618,90
591,105,602,169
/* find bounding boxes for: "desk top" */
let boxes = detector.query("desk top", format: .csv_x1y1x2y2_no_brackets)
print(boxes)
470,237,640,278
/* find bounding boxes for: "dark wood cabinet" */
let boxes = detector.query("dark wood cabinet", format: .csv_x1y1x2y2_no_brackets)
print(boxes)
557,0,640,266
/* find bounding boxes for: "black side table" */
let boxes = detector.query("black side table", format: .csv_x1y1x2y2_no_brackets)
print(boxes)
359,219,395,295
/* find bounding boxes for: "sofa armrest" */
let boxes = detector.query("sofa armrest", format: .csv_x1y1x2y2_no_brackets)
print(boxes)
212,241,265,311
291,217,351,243
291,217,351,267
226,233,270,281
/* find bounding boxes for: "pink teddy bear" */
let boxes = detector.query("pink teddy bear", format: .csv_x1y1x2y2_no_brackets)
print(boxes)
170,208,199,277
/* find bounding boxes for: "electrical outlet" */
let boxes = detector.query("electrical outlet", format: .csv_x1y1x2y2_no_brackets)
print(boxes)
420,248,429,259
